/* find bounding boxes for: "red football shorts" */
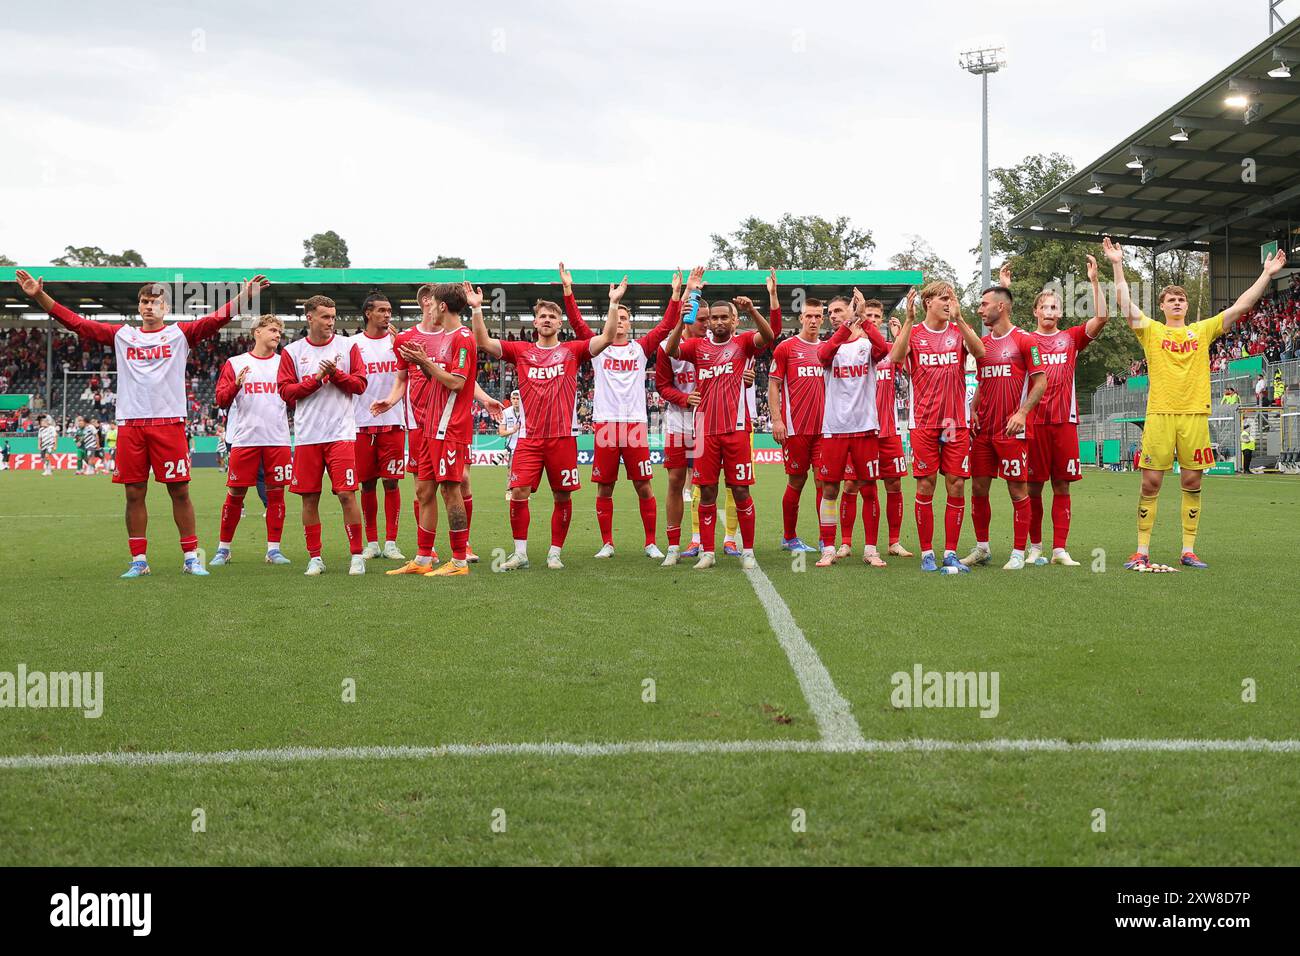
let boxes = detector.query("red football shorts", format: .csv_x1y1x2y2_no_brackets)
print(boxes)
592,421,653,483
291,441,358,495
355,429,406,482
817,434,879,483
780,433,822,476
970,430,1029,481
876,433,908,478
910,426,971,478
113,422,191,485
1027,421,1082,483
227,445,292,488
510,436,581,492
425,437,469,484
663,430,696,470
406,427,423,475
693,431,754,486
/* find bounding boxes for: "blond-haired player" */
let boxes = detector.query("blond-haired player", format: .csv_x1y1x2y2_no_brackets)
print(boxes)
1105,236,1286,569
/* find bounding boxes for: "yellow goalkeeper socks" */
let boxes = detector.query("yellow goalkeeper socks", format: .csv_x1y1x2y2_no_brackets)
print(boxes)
724,488,738,541
1136,494,1158,554
691,485,701,543
1181,489,1202,554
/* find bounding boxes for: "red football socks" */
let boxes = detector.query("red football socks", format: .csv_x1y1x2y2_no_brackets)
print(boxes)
595,496,614,546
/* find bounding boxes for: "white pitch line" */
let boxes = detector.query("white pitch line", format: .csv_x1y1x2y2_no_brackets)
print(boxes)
1,737,1298,770
743,563,865,746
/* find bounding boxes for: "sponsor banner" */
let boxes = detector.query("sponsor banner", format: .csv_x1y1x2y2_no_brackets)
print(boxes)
7,453,81,471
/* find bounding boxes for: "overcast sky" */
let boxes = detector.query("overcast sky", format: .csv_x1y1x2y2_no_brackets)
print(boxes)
0,0,1291,282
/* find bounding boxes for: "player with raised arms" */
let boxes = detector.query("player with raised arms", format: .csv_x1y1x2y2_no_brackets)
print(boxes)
278,295,368,576
350,291,407,562
768,296,828,554
889,281,985,573
474,276,624,570
664,270,779,570
655,280,709,566
560,263,690,559
837,301,913,561
1022,255,1109,566
814,290,892,567
961,280,1047,570
211,313,292,567
14,268,269,577
1106,236,1286,569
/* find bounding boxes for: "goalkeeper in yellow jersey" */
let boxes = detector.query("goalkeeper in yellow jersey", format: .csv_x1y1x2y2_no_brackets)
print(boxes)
1104,236,1286,569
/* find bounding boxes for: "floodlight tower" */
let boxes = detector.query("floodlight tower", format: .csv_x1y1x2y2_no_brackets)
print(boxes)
959,45,1007,291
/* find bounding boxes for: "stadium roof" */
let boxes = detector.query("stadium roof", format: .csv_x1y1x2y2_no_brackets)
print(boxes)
0,267,921,324
1009,16,1300,254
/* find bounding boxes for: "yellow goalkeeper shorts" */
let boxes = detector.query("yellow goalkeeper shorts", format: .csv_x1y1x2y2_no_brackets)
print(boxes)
1139,414,1214,471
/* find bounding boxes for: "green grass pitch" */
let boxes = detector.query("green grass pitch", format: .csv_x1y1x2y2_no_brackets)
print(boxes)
0,464,1296,865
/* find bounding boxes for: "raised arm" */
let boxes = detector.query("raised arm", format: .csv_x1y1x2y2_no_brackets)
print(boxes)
1102,237,1144,327
952,302,985,360
183,274,269,344
1083,254,1110,339
889,289,916,365
587,276,627,357
852,287,891,360
466,282,503,359
765,267,782,341
1222,249,1287,332
735,295,774,349
818,319,854,364
559,262,595,340
14,270,119,344
640,267,691,355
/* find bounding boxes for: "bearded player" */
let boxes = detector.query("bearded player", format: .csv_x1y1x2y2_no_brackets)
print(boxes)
1017,256,1109,566
890,282,985,573
211,313,292,567
475,278,624,569
561,262,688,559
655,284,708,566
15,269,269,577
664,270,778,570
961,282,1046,570
1106,236,1286,569
768,297,827,554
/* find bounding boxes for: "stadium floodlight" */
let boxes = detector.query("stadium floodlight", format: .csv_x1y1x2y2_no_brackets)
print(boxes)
1056,200,1072,213
1170,127,1190,142
5,303,30,309
1225,93,1250,107
1088,180,1105,195
1268,46,1299,76
959,44,1007,287
399,304,420,310
80,303,103,309
1029,217,1045,231
1126,155,1144,169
